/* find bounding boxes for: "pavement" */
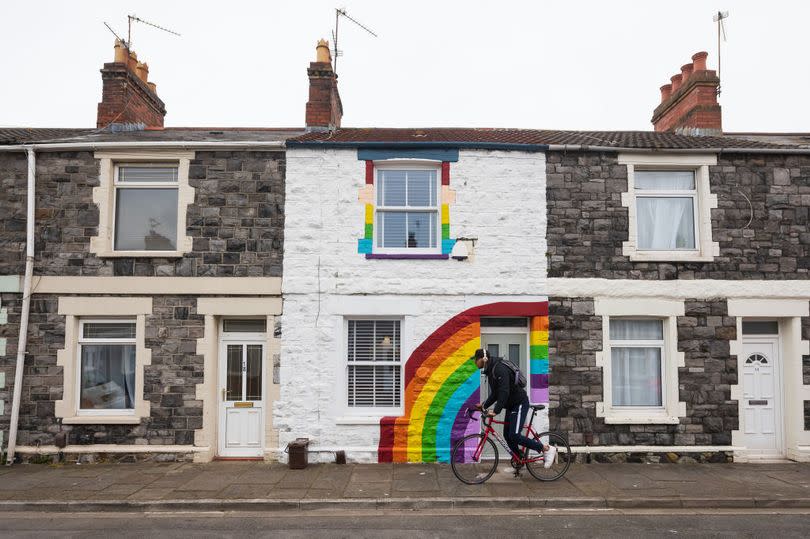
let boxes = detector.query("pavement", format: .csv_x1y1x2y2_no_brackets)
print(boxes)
1,461,810,512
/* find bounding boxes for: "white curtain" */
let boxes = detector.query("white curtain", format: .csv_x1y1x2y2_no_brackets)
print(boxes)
635,171,696,250
611,347,662,406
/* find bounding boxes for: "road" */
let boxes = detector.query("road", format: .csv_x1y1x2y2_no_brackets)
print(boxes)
1,508,810,538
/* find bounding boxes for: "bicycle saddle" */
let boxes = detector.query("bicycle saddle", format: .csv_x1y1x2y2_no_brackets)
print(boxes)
530,404,546,411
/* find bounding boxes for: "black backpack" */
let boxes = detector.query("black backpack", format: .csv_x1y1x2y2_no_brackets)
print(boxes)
497,357,527,389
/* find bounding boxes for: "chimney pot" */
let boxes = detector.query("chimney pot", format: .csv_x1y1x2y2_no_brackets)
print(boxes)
660,83,672,103
127,50,138,72
316,39,331,63
135,62,148,83
680,63,694,84
692,51,709,71
113,39,128,64
670,74,682,93
148,82,157,93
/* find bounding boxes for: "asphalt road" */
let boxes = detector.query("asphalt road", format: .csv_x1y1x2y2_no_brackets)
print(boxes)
2,509,810,538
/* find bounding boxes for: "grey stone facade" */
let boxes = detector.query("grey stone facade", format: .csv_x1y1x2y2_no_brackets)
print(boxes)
549,297,739,448
0,294,205,450
546,151,810,279
0,150,286,278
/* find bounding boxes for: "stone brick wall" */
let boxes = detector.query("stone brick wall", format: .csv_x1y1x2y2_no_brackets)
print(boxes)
549,297,737,447
547,151,810,279
0,150,285,277
0,294,204,448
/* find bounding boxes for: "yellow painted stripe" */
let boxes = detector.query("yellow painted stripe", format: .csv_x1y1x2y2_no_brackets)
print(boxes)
441,204,449,224
530,330,549,345
365,204,373,224
406,338,479,462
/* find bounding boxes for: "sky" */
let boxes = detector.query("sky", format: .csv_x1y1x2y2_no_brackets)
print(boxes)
1,0,808,132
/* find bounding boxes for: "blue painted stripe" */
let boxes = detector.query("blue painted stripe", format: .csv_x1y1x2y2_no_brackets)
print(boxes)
441,239,457,254
357,148,459,162
530,358,549,375
357,239,373,254
435,370,480,463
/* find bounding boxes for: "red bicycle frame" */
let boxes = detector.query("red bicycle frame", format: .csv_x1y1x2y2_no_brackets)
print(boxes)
467,409,545,466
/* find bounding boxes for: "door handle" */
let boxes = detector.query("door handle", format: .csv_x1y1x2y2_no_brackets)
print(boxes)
222,388,226,401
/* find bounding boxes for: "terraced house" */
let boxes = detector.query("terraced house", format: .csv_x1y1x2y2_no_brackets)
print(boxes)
1,41,809,465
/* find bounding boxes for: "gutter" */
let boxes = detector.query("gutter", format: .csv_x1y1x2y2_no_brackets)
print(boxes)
286,140,549,152
5,147,35,465
0,141,286,152
546,144,810,155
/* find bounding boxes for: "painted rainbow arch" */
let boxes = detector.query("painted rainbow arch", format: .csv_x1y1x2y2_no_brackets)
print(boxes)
378,301,549,463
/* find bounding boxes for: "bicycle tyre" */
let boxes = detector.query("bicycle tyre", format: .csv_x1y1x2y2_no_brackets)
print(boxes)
450,434,499,485
525,431,572,482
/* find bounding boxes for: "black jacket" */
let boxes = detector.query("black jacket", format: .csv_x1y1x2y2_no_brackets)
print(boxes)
481,357,527,415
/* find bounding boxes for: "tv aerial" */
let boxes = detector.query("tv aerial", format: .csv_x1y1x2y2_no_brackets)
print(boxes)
103,14,181,52
713,10,729,95
332,8,377,74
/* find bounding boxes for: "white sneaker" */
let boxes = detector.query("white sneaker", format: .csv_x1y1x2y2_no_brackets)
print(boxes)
543,445,557,469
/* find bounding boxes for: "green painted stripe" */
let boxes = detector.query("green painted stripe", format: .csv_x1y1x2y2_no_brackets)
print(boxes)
364,223,373,239
441,223,450,239
530,344,548,359
421,359,477,463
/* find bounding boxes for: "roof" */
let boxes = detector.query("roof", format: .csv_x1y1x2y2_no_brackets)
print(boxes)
2,126,808,151
290,128,805,150
0,127,305,145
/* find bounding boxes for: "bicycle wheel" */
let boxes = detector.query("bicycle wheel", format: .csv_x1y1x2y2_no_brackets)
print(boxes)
450,433,499,485
525,431,572,481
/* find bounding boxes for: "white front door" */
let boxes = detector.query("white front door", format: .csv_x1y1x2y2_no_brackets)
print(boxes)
742,337,782,456
218,340,265,457
481,329,528,424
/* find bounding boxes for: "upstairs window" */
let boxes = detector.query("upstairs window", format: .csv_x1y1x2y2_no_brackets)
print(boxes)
375,168,439,252
114,164,179,251
634,171,696,251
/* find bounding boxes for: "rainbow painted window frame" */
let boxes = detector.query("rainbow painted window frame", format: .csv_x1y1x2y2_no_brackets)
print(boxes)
356,150,457,259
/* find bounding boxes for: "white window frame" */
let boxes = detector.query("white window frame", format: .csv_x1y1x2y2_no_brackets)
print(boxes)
607,318,666,412
112,163,180,253
619,153,719,262
55,297,152,425
595,298,686,424
76,318,137,417
343,317,405,417
373,161,442,255
91,150,195,258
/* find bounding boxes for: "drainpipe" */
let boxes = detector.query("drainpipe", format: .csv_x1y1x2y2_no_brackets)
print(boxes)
6,147,35,465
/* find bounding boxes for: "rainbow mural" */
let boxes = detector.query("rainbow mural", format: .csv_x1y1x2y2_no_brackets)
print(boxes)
378,301,549,463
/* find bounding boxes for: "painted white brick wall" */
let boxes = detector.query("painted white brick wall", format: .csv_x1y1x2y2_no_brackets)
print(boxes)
278,148,548,461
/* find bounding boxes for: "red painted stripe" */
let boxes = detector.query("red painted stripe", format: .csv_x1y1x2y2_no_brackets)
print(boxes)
366,160,374,184
441,162,450,185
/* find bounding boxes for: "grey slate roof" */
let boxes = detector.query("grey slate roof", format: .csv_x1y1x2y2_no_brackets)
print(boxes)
0,127,305,145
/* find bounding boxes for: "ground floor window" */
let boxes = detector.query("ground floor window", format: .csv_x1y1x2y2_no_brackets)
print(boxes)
346,319,402,409
78,320,137,412
609,319,664,407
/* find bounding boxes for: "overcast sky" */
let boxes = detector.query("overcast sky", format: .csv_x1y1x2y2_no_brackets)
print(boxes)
1,0,808,132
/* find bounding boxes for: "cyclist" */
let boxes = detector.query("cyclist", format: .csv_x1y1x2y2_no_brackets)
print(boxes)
474,348,557,470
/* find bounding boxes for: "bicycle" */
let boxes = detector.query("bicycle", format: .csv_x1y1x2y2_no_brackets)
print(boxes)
450,405,572,485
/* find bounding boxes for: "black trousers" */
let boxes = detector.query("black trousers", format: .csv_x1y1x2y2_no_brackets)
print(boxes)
503,396,543,457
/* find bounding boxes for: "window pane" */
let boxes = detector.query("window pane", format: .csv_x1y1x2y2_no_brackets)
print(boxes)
611,347,662,406
407,212,437,248
347,365,401,407
246,345,262,401
610,319,663,340
348,320,400,362
637,197,695,250
115,188,178,251
80,344,135,409
223,319,267,333
378,211,406,248
83,322,136,339
635,170,695,190
378,171,406,206
742,321,779,335
226,345,242,401
407,170,437,206
487,344,499,358
508,344,520,364
118,166,178,183
480,318,528,328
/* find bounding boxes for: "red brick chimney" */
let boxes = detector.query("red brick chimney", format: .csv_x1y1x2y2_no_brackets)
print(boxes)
305,39,342,132
651,51,721,135
97,39,166,129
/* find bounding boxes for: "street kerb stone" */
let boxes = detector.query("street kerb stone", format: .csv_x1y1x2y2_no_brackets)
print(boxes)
607,497,684,509
754,497,810,508
680,497,755,509
543,496,607,508
380,497,455,510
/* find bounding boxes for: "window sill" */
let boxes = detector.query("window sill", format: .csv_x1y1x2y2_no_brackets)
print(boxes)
366,254,449,260
334,416,387,425
96,250,186,258
623,248,715,263
602,414,680,425
61,415,143,425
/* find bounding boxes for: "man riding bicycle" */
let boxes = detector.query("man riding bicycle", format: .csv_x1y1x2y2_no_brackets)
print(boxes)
474,348,556,470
